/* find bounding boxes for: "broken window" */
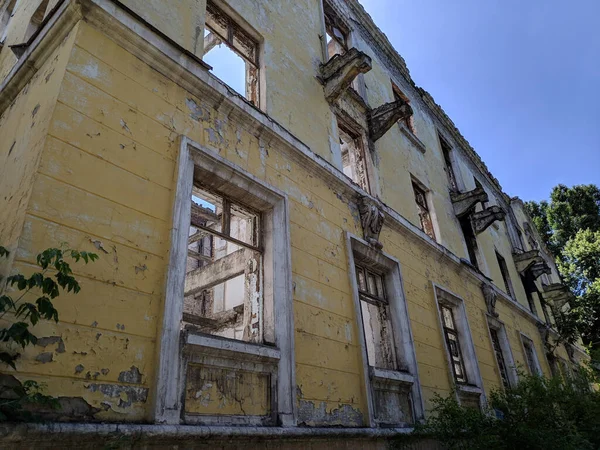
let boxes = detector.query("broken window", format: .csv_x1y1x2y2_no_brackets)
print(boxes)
184,186,264,344
521,272,539,317
522,335,542,375
439,134,457,191
203,1,260,106
323,2,349,60
412,181,436,240
392,83,415,133
474,179,488,209
355,264,397,370
0,0,17,46
490,328,510,389
495,251,514,298
339,121,370,192
440,305,468,384
460,215,479,267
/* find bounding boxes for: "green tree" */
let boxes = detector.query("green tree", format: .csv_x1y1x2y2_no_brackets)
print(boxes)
0,245,98,420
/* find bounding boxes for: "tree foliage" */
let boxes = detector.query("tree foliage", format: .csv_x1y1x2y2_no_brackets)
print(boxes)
0,245,98,421
526,184,600,357
414,370,600,450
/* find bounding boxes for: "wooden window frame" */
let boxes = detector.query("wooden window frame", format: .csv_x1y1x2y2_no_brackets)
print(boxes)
412,180,436,241
441,305,468,384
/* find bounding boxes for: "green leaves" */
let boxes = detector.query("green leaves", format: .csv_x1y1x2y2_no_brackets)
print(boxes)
0,322,37,348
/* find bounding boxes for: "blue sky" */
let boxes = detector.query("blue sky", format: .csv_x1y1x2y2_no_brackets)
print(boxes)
359,0,600,201
205,0,599,202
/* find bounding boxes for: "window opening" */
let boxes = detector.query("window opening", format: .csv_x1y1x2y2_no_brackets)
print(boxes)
523,338,540,375
23,0,48,42
0,0,16,45
323,3,348,60
355,264,397,370
184,185,264,344
516,228,525,251
339,122,369,192
474,179,488,209
440,305,468,384
439,134,457,191
412,181,436,240
203,1,259,105
392,83,415,133
495,251,513,298
490,329,510,389
459,216,478,267
520,272,539,316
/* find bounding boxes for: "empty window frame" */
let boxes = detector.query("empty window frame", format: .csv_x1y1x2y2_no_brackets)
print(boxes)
474,178,488,209
184,186,264,343
392,83,415,133
203,1,260,105
349,235,424,426
323,2,349,60
339,120,370,192
355,264,398,370
490,328,510,389
459,215,479,267
439,134,457,191
440,305,468,384
434,286,485,408
521,335,542,376
412,181,436,240
495,251,514,298
520,273,540,316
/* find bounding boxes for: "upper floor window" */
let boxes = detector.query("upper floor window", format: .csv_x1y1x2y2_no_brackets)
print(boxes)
339,118,370,192
24,0,48,42
490,328,510,389
495,251,514,298
521,334,542,376
204,1,260,106
460,215,479,267
392,83,415,134
474,178,488,209
323,2,349,59
412,180,436,240
441,305,468,383
439,134,457,191
0,0,16,46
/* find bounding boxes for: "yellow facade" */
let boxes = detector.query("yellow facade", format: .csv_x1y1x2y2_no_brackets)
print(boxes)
0,0,586,444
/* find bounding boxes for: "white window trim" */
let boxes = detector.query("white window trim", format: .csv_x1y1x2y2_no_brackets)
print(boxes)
346,233,424,427
154,136,295,426
520,332,543,376
433,284,486,408
486,315,519,388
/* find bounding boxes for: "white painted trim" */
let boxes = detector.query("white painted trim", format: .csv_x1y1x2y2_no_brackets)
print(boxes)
345,232,425,425
154,137,295,426
486,314,519,388
432,283,486,409
185,333,281,361
519,332,543,376
371,368,414,385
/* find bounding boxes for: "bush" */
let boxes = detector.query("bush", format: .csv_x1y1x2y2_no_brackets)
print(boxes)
415,369,600,450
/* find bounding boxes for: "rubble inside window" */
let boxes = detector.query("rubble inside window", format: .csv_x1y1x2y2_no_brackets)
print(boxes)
323,2,349,60
184,186,264,344
339,122,370,192
203,1,259,106
355,264,397,370
412,181,436,240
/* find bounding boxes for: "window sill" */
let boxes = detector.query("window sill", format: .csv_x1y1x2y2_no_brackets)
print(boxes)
398,123,426,154
184,329,280,362
456,384,482,396
371,367,414,385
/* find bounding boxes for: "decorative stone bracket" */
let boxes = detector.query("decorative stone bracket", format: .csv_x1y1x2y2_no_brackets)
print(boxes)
530,261,551,280
450,187,488,218
320,48,372,103
471,206,506,235
358,196,385,250
367,99,413,142
481,283,498,317
542,283,573,310
512,249,543,275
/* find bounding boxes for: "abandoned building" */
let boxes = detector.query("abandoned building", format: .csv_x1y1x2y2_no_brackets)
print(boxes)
0,0,588,447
